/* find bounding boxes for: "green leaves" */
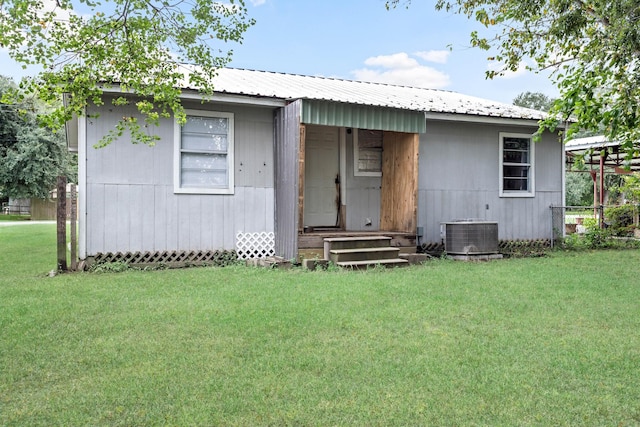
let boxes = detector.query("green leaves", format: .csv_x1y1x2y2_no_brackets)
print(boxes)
0,0,254,146
389,0,640,160
0,76,75,198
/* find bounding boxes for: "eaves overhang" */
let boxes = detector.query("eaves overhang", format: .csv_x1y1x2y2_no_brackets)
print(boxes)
424,111,553,128
98,84,288,108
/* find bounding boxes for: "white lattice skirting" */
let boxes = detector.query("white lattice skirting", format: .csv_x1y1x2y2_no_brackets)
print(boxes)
236,232,275,259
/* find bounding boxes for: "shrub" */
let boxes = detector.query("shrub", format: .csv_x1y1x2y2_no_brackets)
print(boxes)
499,240,549,258
211,250,239,266
559,233,584,250
89,261,132,273
582,217,598,229
583,227,612,248
559,227,640,251
604,205,637,236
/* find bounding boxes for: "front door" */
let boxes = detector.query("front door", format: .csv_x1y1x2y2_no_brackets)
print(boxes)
304,125,340,227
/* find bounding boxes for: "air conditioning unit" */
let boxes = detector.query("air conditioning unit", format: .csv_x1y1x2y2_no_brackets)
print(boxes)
441,221,499,255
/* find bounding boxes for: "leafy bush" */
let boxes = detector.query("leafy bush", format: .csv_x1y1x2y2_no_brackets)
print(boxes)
583,227,612,248
559,228,640,251
582,217,598,229
89,261,132,273
499,240,549,258
604,205,637,236
560,233,583,249
211,250,239,266
564,216,613,249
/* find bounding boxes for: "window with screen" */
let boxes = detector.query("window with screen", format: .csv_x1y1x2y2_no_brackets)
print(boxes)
354,129,383,177
499,133,535,197
174,110,234,194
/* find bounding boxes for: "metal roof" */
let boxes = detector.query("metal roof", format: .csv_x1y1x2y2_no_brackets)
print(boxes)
565,135,640,172
565,135,617,151
180,67,547,121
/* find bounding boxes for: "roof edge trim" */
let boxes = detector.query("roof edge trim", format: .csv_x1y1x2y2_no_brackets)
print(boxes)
98,85,287,107
425,112,551,128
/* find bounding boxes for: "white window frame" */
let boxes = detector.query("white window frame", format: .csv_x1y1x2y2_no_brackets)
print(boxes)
174,110,234,195
353,128,383,177
499,132,535,198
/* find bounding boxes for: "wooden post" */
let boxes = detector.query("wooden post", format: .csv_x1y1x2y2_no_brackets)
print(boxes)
70,183,77,271
298,124,306,233
590,170,598,217
599,151,605,228
56,176,67,272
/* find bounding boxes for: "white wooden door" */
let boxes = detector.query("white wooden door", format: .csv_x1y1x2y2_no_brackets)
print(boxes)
304,125,340,227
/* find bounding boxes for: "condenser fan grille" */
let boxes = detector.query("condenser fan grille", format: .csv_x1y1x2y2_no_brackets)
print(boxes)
443,221,499,255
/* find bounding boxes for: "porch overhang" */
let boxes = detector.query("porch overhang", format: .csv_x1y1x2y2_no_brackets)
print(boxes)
300,100,426,133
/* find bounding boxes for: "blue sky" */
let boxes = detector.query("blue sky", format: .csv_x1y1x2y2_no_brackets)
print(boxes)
0,0,558,105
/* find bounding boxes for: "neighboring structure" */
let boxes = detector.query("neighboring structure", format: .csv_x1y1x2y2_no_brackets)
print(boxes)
67,68,565,264
565,136,640,172
3,198,30,215
565,135,640,208
30,184,77,220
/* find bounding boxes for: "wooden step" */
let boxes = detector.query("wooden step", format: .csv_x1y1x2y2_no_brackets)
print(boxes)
325,235,392,248
329,247,401,263
322,235,409,268
324,236,392,259
336,258,409,269
299,232,415,250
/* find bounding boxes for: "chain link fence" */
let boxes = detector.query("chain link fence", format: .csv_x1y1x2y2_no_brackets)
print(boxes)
550,204,640,247
550,205,605,247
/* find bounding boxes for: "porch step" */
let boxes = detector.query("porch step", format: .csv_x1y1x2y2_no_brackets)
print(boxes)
323,235,408,269
299,232,415,250
336,258,409,269
323,236,393,259
329,247,401,263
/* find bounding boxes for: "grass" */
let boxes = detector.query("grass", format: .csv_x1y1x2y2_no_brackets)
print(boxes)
0,214,31,221
1,224,640,425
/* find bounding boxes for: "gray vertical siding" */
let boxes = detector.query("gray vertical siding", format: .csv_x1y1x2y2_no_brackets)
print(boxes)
84,94,564,257
274,100,301,259
84,97,276,256
418,121,562,243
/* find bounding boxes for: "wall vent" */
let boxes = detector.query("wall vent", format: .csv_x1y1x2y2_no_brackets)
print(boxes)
442,221,499,255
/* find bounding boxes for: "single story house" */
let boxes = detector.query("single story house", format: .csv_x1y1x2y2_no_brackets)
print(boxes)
67,68,565,265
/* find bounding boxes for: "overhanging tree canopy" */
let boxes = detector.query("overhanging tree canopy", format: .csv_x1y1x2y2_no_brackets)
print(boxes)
0,0,254,146
387,0,640,161
0,76,75,199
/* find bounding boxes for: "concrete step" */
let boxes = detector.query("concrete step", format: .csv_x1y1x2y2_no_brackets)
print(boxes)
329,247,401,263
336,258,410,269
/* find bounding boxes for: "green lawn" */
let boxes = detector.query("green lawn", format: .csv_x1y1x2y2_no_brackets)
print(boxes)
1,224,640,426
0,214,31,221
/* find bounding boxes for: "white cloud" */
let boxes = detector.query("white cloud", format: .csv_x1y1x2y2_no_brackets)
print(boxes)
488,60,529,79
41,0,74,22
249,0,267,5
0,0,74,55
364,52,419,69
414,50,450,64
352,52,450,89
